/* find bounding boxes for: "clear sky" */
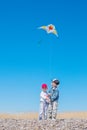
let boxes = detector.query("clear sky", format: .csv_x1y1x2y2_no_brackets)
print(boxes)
0,0,87,113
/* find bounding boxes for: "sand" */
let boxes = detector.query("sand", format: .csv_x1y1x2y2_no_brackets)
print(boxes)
0,119,87,130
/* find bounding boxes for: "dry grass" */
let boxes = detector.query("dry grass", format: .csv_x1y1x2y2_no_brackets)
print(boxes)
57,112,87,119
0,113,38,119
0,112,87,119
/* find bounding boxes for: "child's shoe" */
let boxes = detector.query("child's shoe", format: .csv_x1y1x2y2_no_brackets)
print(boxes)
39,116,42,120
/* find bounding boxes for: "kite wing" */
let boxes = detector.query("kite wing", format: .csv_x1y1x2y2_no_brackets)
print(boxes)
52,30,58,37
38,26,47,31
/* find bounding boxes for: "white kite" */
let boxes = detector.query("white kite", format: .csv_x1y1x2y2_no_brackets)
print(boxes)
38,24,58,37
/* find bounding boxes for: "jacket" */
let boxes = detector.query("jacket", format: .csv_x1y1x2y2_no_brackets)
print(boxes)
40,91,48,102
49,87,59,102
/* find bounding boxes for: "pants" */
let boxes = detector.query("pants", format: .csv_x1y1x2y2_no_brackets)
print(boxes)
48,101,58,119
39,101,49,120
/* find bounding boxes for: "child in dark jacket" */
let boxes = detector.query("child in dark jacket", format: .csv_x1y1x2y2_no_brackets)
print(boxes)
48,79,60,120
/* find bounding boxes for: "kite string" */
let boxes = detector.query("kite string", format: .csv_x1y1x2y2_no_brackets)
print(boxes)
48,43,53,80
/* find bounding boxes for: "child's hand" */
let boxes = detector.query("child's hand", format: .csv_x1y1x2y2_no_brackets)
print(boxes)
47,98,51,103
46,96,49,100
48,93,51,96
46,97,51,103
46,99,50,103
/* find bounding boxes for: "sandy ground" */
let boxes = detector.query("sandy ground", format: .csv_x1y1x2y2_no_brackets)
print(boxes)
0,112,87,130
0,119,87,130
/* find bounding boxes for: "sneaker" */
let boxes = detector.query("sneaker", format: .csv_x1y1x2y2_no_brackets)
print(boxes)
39,117,42,120
48,117,52,119
52,118,56,121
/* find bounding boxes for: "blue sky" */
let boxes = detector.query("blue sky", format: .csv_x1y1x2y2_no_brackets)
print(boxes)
0,0,87,112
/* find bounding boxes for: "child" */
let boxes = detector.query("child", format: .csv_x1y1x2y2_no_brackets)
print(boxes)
39,83,50,120
48,79,60,120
